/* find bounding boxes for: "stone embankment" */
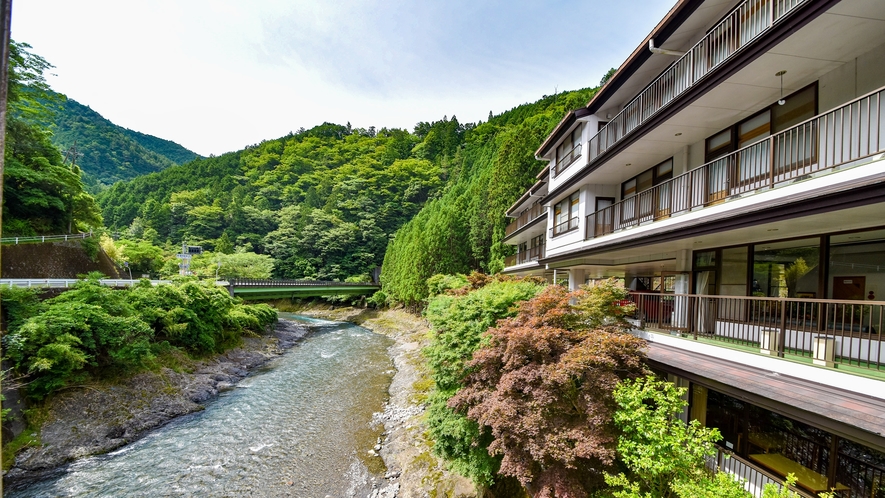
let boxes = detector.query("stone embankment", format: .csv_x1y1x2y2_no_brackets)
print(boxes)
3,319,310,489
293,305,477,498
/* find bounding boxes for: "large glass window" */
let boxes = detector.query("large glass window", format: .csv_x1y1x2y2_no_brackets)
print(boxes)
828,229,885,301
753,238,820,298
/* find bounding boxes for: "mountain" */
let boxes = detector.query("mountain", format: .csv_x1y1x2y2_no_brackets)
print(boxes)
97,88,597,291
49,94,202,188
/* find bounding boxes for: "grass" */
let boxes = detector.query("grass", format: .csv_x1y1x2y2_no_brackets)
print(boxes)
2,405,50,471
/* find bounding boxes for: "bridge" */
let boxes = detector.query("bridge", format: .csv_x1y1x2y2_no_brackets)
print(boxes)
225,278,381,300
0,278,381,300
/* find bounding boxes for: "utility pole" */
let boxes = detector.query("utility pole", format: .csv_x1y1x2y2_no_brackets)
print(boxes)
0,1,13,489
63,142,81,169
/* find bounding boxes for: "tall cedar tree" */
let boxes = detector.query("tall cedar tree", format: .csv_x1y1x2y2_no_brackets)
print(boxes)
450,285,647,498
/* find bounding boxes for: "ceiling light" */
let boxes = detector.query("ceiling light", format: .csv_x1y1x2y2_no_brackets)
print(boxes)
776,70,787,106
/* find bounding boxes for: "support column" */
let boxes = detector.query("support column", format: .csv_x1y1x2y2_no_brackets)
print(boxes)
673,249,692,329
569,269,585,291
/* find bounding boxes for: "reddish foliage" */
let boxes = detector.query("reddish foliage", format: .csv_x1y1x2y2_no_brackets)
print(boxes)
449,285,647,497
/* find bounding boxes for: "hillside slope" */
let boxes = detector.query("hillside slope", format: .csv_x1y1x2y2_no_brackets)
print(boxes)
50,94,201,188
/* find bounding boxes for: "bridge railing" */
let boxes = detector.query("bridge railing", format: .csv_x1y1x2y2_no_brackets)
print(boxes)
227,278,379,287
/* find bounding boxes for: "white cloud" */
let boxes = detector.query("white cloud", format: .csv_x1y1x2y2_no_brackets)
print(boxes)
11,0,674,156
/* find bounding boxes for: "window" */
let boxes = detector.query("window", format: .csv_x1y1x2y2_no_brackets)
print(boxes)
552,192,580,236
555,124,583,175
621,158,674,198
704,82,818,161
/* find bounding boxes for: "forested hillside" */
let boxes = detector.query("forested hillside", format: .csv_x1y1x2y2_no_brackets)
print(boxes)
49,93,201,188
4,42,102,236
380,88,596,305
98,121,455,280
98,88,596,287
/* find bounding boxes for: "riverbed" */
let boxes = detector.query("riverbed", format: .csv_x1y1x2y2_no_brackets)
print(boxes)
7,314,395,498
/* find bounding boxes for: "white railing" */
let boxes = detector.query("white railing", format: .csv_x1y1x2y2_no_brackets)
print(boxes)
0,279,172,288
0,232,93,245
587,85,885,239
585,0,809,168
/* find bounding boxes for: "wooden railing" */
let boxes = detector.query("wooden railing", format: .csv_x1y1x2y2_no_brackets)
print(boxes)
587,86,885,239
585,0,809,169
505,201,546,237
553,143,582,177
631,292,885,371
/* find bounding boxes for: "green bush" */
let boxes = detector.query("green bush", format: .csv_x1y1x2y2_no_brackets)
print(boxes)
422,275,545,486
4,277,277,399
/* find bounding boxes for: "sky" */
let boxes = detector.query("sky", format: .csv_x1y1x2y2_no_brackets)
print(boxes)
11,0,675,157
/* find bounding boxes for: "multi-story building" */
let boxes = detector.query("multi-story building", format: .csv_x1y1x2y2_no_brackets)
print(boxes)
503,0,885,496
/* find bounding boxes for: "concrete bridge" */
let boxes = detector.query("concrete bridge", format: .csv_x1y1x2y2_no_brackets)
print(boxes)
225,278,381,300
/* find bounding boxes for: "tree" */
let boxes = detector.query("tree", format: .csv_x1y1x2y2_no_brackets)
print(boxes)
605,376,749,498
449,285,647,497
4,41,102,235
423,274,546,487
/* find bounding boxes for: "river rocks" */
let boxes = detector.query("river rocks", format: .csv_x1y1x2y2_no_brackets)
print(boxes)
301,307,477,498
3,318,311,490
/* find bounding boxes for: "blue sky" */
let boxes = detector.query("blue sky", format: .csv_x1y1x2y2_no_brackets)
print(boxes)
11,1,674,156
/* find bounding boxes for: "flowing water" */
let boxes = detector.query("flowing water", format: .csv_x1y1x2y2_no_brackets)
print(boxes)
10,314,395,497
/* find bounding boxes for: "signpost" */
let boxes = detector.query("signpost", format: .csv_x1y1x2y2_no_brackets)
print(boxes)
176,244,202,276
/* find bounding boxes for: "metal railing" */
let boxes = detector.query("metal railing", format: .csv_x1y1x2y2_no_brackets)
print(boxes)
550,216,579,237
227,278,378,287
587,85,885,239
0,232,93,245
505,201,546,237
631,292,885,371
504,243,546,267
553,143,582,177
708,445,815,498
586,0,808,167
0,278,171,288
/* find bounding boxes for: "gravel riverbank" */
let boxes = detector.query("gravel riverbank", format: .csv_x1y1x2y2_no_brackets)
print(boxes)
3,319,311,490
294,305,477,498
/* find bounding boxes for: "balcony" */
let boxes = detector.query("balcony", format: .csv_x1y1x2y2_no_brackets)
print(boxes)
553,143,582,177
629,292,885,372
586,86,885,240
550,216,579,238
503,243,546,267
504,201,546,238
587,0,809,165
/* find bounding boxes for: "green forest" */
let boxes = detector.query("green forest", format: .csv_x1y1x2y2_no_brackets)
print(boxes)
49,93,201,189
97,90,596,291
5,39,594,298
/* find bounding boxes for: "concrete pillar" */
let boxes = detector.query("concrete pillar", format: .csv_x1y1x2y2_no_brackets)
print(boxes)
569,269,585,291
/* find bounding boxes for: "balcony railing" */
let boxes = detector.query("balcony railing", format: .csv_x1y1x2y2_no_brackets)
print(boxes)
630,292,885,371
550,216,579,237
505,201,546,237
504,243,546,267
587,0,808,165
708,446,815,498
587,85,885,239
553,143,582,177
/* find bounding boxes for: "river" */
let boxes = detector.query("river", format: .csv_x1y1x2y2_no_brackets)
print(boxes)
8,314,395,498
